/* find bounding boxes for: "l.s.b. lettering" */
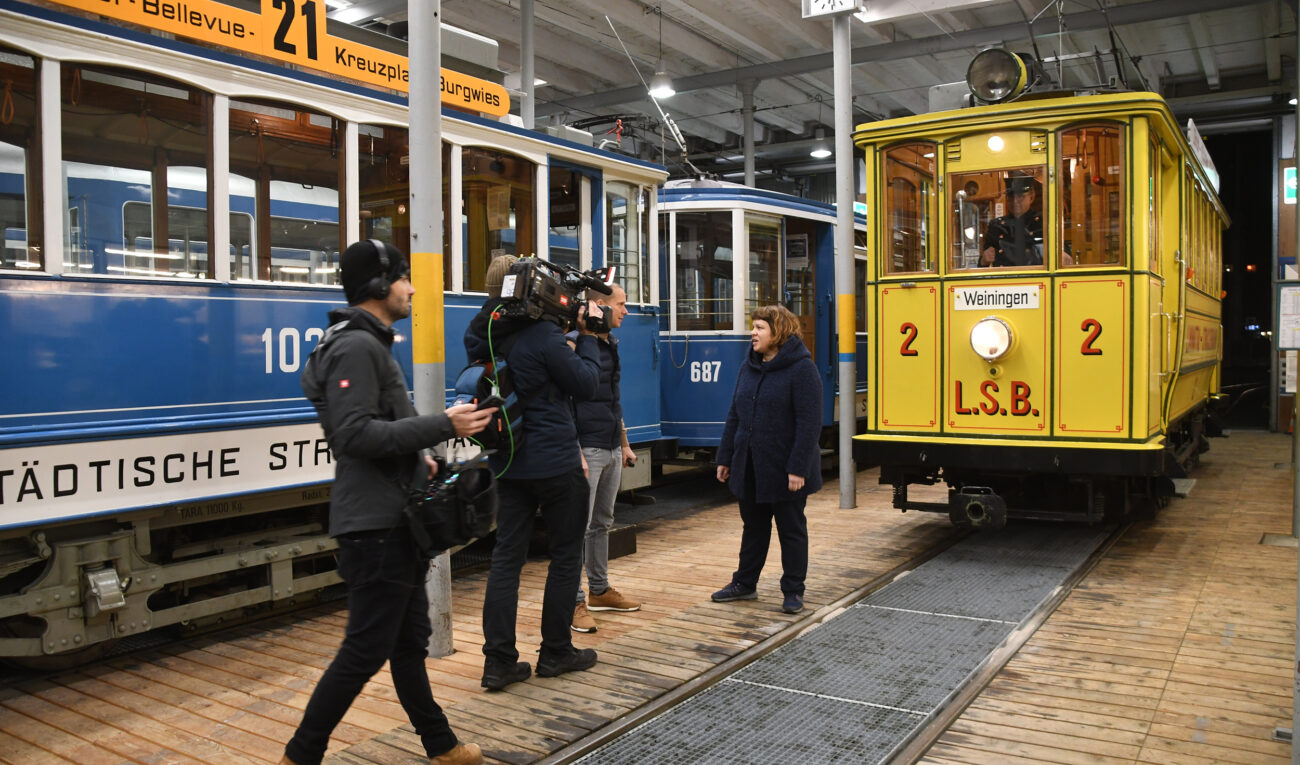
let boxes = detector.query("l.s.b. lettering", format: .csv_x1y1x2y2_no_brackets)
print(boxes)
953,379,1039,417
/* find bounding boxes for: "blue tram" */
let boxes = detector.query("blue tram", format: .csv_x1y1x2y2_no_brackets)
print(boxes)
0,1,664,661
656,179,869,457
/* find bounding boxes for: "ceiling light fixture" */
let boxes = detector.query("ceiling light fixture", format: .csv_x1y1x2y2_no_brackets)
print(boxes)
647,7,675,99
810,127,832,159
809,97,831,158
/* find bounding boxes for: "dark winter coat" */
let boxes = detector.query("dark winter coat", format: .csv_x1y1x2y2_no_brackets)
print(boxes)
566,330,624,450
301,306,456,537
717,335,823,503
465,316,600,479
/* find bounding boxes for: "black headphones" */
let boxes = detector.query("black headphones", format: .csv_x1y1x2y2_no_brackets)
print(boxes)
365,238,391,300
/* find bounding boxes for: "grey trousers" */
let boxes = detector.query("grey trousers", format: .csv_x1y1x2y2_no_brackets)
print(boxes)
577,446,622,603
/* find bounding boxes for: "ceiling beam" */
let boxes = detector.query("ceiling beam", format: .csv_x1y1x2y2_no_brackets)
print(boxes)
1186,13,1222,91
536,0,1260,118
1263,2,1283,82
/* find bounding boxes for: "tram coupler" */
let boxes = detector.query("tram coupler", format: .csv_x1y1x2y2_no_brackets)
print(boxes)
949,486,1007,529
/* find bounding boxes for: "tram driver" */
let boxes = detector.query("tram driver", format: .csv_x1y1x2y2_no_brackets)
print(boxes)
980,170,1044,268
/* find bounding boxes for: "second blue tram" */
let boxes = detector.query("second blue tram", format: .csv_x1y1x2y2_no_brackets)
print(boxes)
656,179,869,457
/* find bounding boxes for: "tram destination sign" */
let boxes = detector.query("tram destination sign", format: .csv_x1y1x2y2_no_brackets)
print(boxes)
46,0,510,115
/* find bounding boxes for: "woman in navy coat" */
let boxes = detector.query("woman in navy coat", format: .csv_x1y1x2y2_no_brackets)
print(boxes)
712,304,823,614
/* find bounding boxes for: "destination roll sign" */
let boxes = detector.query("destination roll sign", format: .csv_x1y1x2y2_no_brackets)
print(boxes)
50,0,510,115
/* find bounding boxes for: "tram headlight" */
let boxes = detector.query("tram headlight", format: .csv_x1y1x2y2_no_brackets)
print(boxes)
967,48,1028,104
970,317,1013,362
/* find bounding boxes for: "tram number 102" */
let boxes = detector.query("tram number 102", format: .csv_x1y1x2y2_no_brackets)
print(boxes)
690,361,723,383
262,327,325,374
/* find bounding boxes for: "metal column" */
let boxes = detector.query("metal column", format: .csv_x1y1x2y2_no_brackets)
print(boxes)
521,0,534,129
409,0,454,657
833,15,856,509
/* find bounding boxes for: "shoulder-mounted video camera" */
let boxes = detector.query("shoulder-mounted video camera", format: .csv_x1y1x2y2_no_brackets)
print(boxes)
495,257,615,332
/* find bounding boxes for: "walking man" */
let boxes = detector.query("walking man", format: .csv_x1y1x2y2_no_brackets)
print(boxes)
284,239,492,765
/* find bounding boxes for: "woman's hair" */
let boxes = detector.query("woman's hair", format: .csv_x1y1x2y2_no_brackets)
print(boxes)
485,254,518,295
751,304,802,348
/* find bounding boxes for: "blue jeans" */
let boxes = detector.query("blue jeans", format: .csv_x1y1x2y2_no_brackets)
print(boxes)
577,446,623,603
285,527,458,765
481,469,589,666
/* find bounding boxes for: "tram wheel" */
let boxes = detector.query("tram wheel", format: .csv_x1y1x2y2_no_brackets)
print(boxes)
0,616,113,671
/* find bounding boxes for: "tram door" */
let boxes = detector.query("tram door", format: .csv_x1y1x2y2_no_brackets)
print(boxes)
784,218,817,359
745,213,784,339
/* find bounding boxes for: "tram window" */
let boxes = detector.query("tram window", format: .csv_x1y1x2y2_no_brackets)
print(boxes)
63,64,213,278
748,217,780,315
0,47,38,271
229,98,341,284
1154,139,1164,273
462,147,535,292
882,143,935,274
549,168,581,270
674,211,733,330
949,166,1046,270
855,257,867,332
1060,124,1124,266
123,198,246,279
606,181,650,303
854,230,868,333
357,124,443,288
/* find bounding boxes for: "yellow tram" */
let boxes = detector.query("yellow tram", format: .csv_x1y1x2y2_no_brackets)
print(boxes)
852,51,1228,527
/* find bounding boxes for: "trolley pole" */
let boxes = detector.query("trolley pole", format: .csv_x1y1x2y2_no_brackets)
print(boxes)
832,14,857,509
409,0,454,658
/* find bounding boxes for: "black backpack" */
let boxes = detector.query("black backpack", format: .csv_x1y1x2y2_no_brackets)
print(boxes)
452,332,528,453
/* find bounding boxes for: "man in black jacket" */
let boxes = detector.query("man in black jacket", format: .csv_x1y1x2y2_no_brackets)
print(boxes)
570,284,641,635
284,240,492,765
980,173,1044,268
466,266,603,691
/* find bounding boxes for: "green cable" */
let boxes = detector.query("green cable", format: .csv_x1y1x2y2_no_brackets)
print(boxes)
485,304,514,479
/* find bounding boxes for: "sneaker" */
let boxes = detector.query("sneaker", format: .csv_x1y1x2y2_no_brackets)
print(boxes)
782,593,804,614
430,742,484,765
711,582,757,602
536,646,598,677
571,602,597,633
588,586,641,612
480,660,530,691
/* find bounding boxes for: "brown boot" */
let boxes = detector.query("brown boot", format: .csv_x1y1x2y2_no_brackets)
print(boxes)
430,742,483,765
588,586,641,612
571,601,597,633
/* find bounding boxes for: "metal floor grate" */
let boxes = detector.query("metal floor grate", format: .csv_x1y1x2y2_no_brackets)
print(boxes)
579,523,1110,764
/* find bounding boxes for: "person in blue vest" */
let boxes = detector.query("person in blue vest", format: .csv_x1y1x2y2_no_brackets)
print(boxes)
712,304,823,615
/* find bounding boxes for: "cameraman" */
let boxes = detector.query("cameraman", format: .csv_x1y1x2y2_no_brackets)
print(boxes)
467,269,604,691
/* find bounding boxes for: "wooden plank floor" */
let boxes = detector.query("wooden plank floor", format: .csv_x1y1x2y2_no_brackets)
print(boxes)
2,430,1292,764
922,429,1297,765
0,469,959,765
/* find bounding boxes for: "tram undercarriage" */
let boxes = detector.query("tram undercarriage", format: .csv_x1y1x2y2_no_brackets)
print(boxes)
872,412,1216,529
0,490,340,667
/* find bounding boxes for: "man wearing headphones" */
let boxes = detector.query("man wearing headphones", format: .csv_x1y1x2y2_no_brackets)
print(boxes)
285,240,492,765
